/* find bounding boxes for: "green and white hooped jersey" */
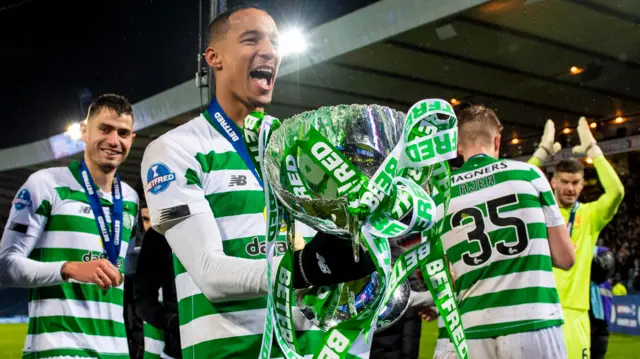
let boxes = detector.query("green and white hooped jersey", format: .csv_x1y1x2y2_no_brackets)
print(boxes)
7,161,139,358
143,290,174,359
434,155,564,340
141,115,323,359
144,323,169,359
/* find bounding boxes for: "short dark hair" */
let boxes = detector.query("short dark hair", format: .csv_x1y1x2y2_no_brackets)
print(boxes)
86,93,133,121
457,104,503,148
206,4,266,46
555,159,584,175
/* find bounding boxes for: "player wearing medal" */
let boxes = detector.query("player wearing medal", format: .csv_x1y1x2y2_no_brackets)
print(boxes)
140,6,375,358
528,117,624,359
0,94,139,358
433,105,574,359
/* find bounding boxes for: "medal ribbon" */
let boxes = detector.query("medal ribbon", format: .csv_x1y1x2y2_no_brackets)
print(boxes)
78,160,123,266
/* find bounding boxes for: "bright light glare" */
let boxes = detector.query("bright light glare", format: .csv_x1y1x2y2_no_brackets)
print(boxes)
570,66,584,75
279,27,307,56
66,122,82,140
586,157,593,164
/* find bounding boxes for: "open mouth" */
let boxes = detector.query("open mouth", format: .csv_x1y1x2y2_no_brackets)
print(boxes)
249,66,275,92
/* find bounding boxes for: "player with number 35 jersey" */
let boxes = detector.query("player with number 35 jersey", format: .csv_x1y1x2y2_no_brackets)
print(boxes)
432,105,575,359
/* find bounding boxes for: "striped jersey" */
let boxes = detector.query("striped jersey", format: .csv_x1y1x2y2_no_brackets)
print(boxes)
434,155,564,339
143,290,173,359
141,113,325,359
6,160,139,358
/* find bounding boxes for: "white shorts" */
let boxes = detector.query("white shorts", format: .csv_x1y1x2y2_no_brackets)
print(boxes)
433,325,567,359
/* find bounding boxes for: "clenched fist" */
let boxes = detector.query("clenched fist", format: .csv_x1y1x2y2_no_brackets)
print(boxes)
61,259,123,289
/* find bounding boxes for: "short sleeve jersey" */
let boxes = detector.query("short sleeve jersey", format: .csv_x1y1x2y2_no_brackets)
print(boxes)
434,155,564,340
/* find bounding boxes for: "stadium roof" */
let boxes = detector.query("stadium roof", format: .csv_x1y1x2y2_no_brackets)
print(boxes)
1,0,639,223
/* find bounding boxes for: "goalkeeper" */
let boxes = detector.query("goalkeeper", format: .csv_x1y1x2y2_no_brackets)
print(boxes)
529,117,624,359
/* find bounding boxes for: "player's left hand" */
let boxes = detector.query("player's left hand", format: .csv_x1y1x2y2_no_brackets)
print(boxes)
572,117,603,158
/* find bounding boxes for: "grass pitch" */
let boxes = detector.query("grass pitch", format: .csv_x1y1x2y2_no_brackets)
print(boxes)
1,322,638,358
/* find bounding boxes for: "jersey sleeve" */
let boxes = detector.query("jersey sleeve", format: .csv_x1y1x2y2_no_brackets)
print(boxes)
0,171,66,287
4,171,54,239
589,155,624,233
140,137,213,234
529,165,564,228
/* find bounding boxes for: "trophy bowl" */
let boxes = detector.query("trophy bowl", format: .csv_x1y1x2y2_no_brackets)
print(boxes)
264,104,415,332
264,104,406,237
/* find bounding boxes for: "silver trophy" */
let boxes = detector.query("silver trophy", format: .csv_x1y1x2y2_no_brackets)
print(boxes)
264,104,414,332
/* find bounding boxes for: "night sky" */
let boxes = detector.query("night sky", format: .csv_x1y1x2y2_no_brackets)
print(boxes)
1,0,377,149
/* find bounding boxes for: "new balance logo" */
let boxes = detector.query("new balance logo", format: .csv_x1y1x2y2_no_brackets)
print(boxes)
229,175,247,187
317,253,332,274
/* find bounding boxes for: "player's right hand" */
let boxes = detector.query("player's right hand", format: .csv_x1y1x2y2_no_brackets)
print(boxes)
418,306,439,322
292,231,376,288
572,116,603,158
61,259,123,289
532,119,562,163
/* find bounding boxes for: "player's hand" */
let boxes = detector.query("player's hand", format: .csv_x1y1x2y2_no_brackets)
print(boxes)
418,306,439,322
292,231,376,288
572,116,602,158
532,119,562,163
61,259,123,289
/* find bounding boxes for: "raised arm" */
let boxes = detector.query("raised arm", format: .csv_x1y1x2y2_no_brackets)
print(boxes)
572,117,624,233
528,119,562,168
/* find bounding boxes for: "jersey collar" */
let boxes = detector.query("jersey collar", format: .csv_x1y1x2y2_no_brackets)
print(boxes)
68,160,111,203
461,154,497,170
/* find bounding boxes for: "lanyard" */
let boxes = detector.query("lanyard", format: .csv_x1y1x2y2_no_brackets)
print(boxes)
567,201,579,237
78,160,123,266
204,98,263,188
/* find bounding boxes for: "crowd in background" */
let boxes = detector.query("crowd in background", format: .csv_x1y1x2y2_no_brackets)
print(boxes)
598,154,640,293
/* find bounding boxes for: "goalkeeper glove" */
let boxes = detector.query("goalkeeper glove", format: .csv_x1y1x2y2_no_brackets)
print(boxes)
532,119,562,163
292,231,376,288
573,117,603,159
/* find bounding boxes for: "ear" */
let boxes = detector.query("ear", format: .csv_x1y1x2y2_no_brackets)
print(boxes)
80,120,88,143
205,45,223,71
494,134,501,156
550,176,557,190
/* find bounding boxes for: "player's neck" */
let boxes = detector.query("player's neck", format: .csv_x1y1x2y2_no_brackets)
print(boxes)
215,90,251,128
558,199,576,210
83,154,116,193
462,146,496,162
